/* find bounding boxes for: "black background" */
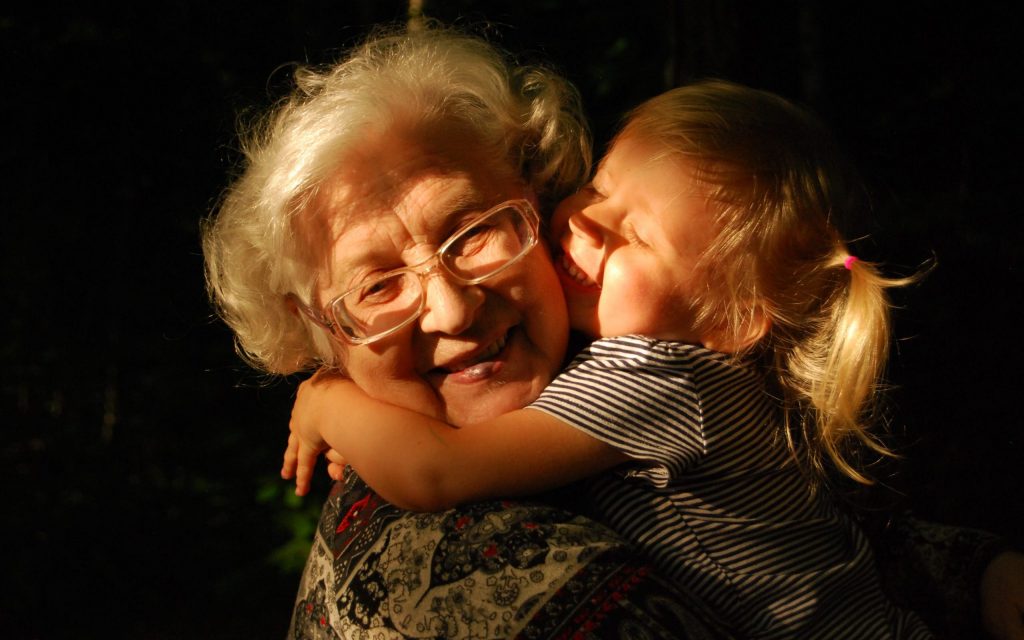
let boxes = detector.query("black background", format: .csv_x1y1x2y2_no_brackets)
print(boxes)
2,2,1021,637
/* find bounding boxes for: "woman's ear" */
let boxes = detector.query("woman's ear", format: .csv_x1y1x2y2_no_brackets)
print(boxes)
700,309,771,354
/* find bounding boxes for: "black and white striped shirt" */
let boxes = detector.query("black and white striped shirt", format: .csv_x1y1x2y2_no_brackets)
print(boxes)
530,336,931,639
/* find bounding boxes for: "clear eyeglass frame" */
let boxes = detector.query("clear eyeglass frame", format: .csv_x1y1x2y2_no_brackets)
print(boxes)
288,198,540,345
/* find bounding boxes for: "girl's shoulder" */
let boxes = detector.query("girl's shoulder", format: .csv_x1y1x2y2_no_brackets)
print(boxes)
587,335,728,364
581,337,762,393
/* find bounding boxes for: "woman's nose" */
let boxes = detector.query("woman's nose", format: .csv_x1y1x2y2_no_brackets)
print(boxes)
417,272,485,335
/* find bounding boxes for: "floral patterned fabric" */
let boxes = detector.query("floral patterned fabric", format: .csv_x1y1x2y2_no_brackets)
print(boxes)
289,471,1013,639
288,473,736,639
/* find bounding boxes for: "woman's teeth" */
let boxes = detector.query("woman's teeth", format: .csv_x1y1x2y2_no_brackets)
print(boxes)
476,333,507,361
448,332,508,372
561,254,597,287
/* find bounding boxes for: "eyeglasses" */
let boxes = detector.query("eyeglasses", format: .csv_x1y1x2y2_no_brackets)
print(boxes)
289,199,540,345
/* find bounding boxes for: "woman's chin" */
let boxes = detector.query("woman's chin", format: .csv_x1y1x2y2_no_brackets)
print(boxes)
437,329,554,425
444,378,544,423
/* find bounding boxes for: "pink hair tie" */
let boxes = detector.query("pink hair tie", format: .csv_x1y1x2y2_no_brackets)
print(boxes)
843,255,859,270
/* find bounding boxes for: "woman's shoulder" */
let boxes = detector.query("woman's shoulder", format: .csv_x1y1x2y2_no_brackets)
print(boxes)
289,472,739,638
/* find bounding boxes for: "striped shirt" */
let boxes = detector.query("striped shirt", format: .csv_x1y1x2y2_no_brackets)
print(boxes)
530,336,932,639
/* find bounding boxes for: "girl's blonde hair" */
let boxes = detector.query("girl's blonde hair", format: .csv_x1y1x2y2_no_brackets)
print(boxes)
620,80,918,484
201,22,590,374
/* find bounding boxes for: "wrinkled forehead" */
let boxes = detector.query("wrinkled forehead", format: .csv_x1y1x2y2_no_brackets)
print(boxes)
294,124,523,292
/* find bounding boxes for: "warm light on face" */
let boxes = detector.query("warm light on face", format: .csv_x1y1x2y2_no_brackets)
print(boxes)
292,200,540,345
551,133,717,344
303,127,568,426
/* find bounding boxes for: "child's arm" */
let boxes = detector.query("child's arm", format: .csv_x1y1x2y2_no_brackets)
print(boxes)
981,551,1024,640
281,374,629,511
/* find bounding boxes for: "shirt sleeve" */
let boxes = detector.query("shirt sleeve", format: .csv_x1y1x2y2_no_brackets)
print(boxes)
528,337,708,488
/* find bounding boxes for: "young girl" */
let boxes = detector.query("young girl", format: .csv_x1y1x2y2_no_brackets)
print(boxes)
284,80,933,638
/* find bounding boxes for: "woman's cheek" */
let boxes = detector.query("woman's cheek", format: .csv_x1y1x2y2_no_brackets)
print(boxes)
346,342,447,419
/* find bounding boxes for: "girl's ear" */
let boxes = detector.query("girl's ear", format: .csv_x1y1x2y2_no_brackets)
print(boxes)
700,309,771,354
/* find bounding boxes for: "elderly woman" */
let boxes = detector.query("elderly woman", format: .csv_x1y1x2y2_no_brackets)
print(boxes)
203,23,1023,639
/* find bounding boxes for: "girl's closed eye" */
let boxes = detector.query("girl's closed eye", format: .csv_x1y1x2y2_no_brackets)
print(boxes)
583,182,606,200
622,221,650,247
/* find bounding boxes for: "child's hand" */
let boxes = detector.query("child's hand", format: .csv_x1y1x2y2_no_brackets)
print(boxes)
981,550,1024,640
281,370,356,495
324,448,348,482
280,439,347,494
281,430,326,496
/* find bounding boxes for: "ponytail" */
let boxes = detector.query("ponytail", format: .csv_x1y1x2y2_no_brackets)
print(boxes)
779,255,922,484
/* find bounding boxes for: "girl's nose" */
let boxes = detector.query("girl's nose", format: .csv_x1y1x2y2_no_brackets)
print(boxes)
417,273,485,335
567,210,605,248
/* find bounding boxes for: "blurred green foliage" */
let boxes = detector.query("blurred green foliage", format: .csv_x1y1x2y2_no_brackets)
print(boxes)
257,478,325,574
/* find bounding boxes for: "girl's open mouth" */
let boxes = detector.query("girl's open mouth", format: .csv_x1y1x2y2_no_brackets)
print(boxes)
557,251,600,291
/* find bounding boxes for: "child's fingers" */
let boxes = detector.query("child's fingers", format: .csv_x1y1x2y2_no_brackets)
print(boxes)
295,467,311,496
327,462,345,481
281,432,300,479
283,432,318,496
294,443,317,496
324,449,348,482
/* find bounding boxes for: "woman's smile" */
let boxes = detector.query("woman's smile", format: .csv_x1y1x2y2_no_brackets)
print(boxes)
428,327,511,379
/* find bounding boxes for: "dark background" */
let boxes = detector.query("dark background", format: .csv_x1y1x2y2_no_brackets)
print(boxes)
2,1,1021,637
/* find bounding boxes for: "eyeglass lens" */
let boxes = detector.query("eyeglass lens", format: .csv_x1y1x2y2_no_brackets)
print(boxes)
333,204,534,340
